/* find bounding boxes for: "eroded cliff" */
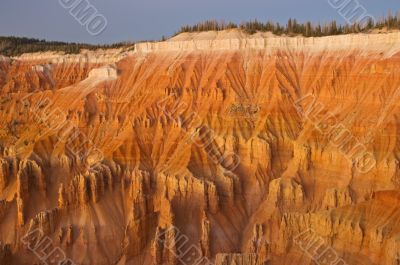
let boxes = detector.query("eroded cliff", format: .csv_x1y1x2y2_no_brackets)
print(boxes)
0,30,400,265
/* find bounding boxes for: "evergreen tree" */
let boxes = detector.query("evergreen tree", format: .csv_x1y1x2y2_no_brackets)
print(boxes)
175,11,400,37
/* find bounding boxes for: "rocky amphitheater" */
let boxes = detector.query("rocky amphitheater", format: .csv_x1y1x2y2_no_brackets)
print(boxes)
0,29,400,265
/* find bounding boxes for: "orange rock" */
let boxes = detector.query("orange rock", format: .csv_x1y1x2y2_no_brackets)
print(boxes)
0,31,400,264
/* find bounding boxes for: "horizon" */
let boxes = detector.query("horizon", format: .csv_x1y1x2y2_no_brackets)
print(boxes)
0,0,399,44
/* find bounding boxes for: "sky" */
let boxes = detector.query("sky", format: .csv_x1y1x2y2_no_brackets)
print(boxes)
0,0,398,44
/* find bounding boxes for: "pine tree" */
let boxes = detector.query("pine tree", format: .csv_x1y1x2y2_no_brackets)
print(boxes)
287,18,293,34
305,22,312,37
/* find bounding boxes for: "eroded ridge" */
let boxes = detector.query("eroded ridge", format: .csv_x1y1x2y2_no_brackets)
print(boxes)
0,32,400,265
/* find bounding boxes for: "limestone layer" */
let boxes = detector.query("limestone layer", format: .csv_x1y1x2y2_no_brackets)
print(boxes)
135,30,400,56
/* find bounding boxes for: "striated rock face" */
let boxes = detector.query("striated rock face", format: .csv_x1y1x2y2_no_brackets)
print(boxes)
135,29,400,56
1,30,400,265
267,178,304,210
321,187,353,210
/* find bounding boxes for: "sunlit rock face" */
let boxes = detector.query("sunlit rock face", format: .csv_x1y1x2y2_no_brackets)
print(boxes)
1,30,400,265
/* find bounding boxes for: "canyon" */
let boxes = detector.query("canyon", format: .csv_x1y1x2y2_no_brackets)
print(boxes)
0,29,400,265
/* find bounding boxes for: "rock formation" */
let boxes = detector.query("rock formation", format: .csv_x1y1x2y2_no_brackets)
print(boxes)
0,29,399,264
